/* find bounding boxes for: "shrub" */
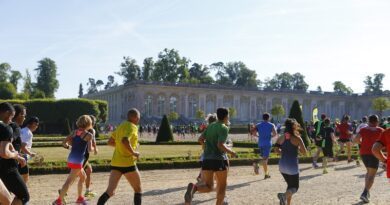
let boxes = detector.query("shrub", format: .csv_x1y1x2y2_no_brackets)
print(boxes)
0,82,17,99
288,100,310,147
156,115,174,142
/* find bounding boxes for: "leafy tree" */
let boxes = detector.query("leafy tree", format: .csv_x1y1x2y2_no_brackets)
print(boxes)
228,107,237,119
152,48,189,83
364,73,385,94
96,80,104,91
271,104,285,121
0,82,16,99
333,81,353,95
35,58,59,98
264,72,294,90
23,70,34,96
195,109,205,120
9,70,22,90
0,63,11,83
289,100,310,146
142,57,154,81
188,63,214,84
371,97,390,117
212,62,231,86
104,75,117,90
292,73,309,91
117,56,141,83
87,78,98,94
30,89,46,99
235,63,259,88
156,115,174,142
167,112,179,122
316,86,322,92
15,93,29,100
78,83,84,98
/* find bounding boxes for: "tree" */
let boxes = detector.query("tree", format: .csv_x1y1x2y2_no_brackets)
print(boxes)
235,62,259,88
78,83,84,98
195,109,205,120
371,97,390,117
23,69,34,96
35,58,59,98
142,57,154,81
364,73,385,95
152,48,189,83
9,70,22,90
271,104,285,121
316,86,322,92
0,82,17,99
104,75,117,90
30,89,46,99
0,63,11,83
155,115,174,142
292,73,309,91
288,100,310,146
333,81,353,95
228,107,237,119
87,78,98,94
264,72,295,90
96,80,104,91
188,63,214,84
117,56,141,84
167,112,179,122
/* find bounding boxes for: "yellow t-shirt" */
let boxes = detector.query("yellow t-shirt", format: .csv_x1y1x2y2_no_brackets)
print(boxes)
110,121,138,167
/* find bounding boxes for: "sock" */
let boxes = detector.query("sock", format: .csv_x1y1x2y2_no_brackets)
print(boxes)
97,192,110,205
86,188,90,192
134,193,142,205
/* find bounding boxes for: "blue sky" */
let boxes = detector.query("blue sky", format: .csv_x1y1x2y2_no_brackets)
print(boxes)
1,0,390,98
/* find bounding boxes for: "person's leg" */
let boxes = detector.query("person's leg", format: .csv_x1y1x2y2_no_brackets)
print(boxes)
0,179,12,205
77,169,86,198
322,157,328,173
285,174,299,205
97,170,122,205
346,141,352,161
214,170,228,205
85,164,92,191
313,146,321,167
262,157,269,177
123,169,142,205
195,170,214,193
58,169,81,200
1,170,30,205
365,168,377,191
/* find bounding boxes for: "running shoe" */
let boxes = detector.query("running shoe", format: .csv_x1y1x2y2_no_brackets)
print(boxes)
76,196,88,205
223,196,229,205
356,160,361,166
184,183,194,204
84,190,97,198
312,162,319,169
52,199,63,205
348,159,354,163
264,174,271,179
360,192,369,203
277,193,286,205
58,189,67,204
323,169,328,174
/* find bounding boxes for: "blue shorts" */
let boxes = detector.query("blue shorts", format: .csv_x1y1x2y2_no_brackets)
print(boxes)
259,145,272,158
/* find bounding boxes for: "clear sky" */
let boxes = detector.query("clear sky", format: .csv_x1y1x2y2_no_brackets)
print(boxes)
1,0,390,98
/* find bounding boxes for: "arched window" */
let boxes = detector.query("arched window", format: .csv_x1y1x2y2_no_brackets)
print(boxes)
188,95,198,118
157,96,165,116
169,96,177,113
144,95,153,116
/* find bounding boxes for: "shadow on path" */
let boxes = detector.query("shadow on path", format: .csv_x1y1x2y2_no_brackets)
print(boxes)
300,173,322,181
334,165,356,171
143,186,187,196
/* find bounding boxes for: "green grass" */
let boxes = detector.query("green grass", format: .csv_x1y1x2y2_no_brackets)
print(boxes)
33,145,254,162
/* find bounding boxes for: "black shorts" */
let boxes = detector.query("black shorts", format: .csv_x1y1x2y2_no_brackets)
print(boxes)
361,155,379,169
201,159,228,171
110,165,137,174
281,173,299,193
83,152,90,168
338,138,351,143
0,168,30,204
322,146,334,158
18,155,29,175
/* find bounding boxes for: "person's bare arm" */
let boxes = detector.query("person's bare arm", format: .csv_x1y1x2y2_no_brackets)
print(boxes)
121,137,139,158
198,133,205,145
352,133,362,144
217,142,237,158
21,143,35,156
272,126,277,137
274,136,284,155
0,141,19,159
372,142,387,163
297,137,307,156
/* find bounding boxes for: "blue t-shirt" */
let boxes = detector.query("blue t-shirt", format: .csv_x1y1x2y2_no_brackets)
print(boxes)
256,121,274,147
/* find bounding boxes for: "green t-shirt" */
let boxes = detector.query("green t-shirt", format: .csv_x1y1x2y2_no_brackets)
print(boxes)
203,121,229,160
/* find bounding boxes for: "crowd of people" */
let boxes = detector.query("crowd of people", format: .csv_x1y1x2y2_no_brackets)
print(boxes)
0,100,389,205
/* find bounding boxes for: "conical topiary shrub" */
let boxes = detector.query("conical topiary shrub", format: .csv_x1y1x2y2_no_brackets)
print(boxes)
155,115,174,143
288,100,310,147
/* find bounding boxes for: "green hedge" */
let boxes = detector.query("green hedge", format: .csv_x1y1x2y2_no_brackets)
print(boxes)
0,99,107,134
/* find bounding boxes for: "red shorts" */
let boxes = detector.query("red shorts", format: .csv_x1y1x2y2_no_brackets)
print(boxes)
67,162,83,169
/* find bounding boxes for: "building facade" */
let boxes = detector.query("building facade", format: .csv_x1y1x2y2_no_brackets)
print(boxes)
84,81,389,125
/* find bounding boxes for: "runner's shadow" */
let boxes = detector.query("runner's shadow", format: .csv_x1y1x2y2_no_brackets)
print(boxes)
300,173,322,181
299,167,312,172
227,179,264,191
143,186,187,196
334,165,356,171
171,198,215,205
352,201,368,205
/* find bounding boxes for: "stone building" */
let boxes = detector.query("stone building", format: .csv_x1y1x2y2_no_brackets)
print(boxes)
83,81,389,125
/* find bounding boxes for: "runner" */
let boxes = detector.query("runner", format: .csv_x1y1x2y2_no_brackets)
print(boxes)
319,118,336,174
97,108,142,205
0,102,29,204
253,112,277,179
353,115,384,203
53,115,94,205
354,116,368,166
335,115,354,163
84,115,98,198
20,116,39,182
312,114,326,168
372,128,390,182
184,107,237,205
275,118,307,205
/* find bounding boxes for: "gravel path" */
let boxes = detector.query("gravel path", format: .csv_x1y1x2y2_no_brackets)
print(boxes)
28,161,389,204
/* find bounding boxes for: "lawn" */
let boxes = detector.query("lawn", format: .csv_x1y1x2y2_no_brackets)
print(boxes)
32,145,254,162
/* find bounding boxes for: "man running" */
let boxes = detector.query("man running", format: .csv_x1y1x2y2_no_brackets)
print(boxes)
353,115,384,203
253,113,277,179
336,115,354,163
184,107,237,205
97,108,142,205
312,114,326,168
372,128,390,183
319,118,337,174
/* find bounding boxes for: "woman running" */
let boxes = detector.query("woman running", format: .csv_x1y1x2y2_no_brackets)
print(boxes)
53,115,93,205
83,115,98,198
275,118,307,205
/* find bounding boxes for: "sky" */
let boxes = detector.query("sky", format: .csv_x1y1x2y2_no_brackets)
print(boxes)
1,0,390,98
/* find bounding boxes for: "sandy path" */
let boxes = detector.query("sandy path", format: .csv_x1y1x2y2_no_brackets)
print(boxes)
28,161,389,205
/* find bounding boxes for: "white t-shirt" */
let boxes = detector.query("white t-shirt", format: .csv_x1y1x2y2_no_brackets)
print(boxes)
21,127,33,149
356,123,368,134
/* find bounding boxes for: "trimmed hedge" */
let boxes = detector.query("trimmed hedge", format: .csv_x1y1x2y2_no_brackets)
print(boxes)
0,99,107,134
